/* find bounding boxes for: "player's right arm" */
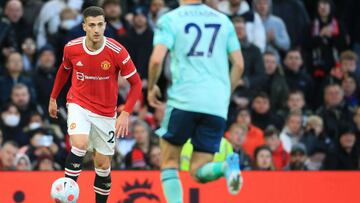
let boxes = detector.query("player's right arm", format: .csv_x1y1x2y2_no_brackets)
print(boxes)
49,46,72,118
147,14,174,108
229,50,244,93
226,19,244,92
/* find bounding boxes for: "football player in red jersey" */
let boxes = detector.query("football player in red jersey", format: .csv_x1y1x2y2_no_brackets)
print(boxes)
48,6,142,203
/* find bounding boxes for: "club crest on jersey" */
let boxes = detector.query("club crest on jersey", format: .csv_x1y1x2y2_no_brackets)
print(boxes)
101,60,111,70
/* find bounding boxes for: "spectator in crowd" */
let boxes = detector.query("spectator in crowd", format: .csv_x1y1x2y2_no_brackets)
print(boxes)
262,51,289,110
306,0,347,83
102,0,129,37
0,103,28,146
323,123,359,170
25,128,66,168
33,46,58,111
251,92,283,130
50,7,81,59
4,0,32,48
344,0,360,75
226,123,252,170
284,143,309,170
0,13,17,72
264,126,289,170
253,145,275,170
232,16,266,92
342,74,359,110
316,83,353,139
283,49,314,108
34,154,57,171
339,50,360,81
148,0,168,30
280,110,304,153
34,0,79,48
0,52,37,104
272,0,310,47
218,0,266,52
14,154,31,171
21,37,37,73
119,7,153,80
125,0,149,21
300,115,333,154
10,84,40,128
21,0,43,29
253,0,290,59
0,141,19,170
231,108,264,157
149,145,160,170
125,120,152,169
306,147,327,171
278,90,312,122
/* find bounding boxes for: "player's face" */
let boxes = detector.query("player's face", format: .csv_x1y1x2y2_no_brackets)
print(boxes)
83,16,106,43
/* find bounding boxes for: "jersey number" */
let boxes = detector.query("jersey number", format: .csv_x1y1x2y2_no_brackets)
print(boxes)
108,131,115,143
185,23,221,57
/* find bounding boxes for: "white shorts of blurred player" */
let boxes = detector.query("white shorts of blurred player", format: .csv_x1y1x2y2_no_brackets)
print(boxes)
66,103,116,156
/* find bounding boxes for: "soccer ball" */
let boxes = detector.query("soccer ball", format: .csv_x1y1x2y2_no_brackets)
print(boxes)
50,177,79,203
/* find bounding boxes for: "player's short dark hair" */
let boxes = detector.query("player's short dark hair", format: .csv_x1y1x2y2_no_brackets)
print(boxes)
83,6,105,19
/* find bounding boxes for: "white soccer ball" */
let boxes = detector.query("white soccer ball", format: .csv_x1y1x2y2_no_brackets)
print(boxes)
50,177,79,203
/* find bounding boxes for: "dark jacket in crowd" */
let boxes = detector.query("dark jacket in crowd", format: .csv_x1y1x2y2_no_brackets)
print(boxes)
323,144,359,170
251,110,283,130
262,67,289,110
0,74,37,104
241,41,266,91
305,6,348,78
284,68,315,108
0,16,17,72
272,0,310,47
300,130,334,155
10,17,33,49
119,27,154,79
32,67,56,109
316,103,353,139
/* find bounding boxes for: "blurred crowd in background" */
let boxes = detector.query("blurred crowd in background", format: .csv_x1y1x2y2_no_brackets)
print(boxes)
0,0,360,172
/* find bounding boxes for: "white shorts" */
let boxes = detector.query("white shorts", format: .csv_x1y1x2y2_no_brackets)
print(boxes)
67,103,116,155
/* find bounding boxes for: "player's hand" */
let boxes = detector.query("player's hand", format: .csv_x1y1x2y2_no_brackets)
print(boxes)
147,85,163,108
115,111,129,138
49,98,58,119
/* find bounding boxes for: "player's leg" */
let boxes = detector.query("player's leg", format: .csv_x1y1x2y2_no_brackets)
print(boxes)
93,150,112,203
88,114,116,203
160,139,183,203
157,107,196,203
190,114,243,195
64,103,91,181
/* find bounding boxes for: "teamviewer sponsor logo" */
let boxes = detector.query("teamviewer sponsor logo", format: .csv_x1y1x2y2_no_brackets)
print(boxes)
76,71,110,81
76,72,84,81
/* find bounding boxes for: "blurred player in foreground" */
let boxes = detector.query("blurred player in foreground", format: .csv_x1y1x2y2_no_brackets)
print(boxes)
147,0,244,202
49,6,142,203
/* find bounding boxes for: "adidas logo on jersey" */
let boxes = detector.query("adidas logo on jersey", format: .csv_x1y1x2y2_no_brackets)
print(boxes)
76,61,84,66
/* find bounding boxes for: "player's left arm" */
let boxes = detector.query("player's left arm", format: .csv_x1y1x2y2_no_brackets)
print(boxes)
116,47,142,138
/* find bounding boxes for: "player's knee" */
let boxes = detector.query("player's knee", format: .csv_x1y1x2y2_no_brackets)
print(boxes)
72,142,88,151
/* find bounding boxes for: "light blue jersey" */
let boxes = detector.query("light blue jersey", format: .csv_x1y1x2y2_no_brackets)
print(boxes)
154,4,240,119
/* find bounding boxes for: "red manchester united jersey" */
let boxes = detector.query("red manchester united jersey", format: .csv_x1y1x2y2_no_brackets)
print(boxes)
62,36,137,117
